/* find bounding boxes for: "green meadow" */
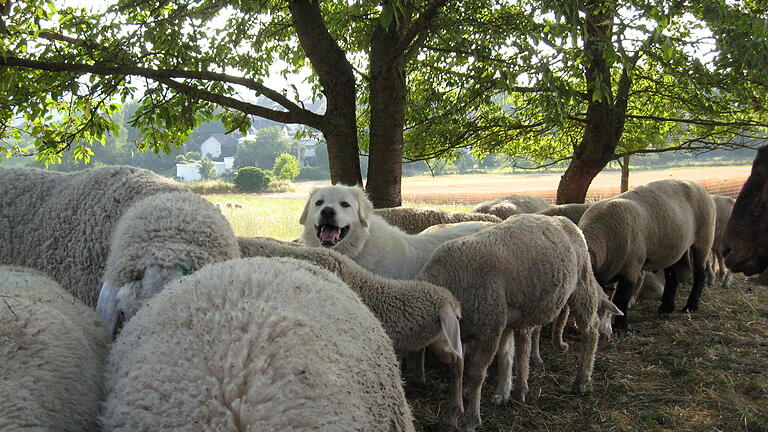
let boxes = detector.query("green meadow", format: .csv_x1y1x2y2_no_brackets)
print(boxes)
203,193,474,240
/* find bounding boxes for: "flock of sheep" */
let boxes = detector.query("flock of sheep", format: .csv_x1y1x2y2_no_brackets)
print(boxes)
0,165,737,431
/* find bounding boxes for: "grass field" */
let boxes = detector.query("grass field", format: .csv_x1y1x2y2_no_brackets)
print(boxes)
204,193,767,432
203,194,474,240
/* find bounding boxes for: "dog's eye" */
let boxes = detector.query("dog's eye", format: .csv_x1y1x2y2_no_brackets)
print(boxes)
340,201,350,208
315,200,324,206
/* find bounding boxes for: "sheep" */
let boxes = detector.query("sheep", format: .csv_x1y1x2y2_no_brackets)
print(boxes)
537,202,592,224
579,179,716,331
234,203,243,209
472,194,552,219
0,266,110,432
101,257,416,431
373,206,501,234
416,214,622,431
96,191,241,336
0,166,187,307
214,202,222,210
226,201,234,208
709,195,736,288
237,236,463,360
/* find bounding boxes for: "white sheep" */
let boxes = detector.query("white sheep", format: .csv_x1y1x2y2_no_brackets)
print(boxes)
472,194,552,219
237,236,464,382
0,266,110,432
416,214,622,431
537,202,592,224
0,166,187,306
96,191,241,336
710,195,736,287
373,206,501,234
579,179,716,330
101,257,416,431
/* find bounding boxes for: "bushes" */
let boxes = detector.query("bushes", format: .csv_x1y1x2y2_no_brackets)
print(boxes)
233,167,272,192
297,165,330,180
272,153,300,181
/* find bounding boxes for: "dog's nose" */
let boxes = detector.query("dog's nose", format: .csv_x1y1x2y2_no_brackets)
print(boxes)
321,207,336,218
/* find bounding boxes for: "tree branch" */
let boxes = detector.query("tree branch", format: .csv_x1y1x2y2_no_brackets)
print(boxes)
0,55,327,128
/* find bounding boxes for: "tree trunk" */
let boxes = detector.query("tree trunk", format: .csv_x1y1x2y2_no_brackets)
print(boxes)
289,0,362,187
366,21,407,208
556,0,628,204
620,155,630,192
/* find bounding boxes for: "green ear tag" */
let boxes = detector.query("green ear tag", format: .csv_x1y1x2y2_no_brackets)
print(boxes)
174,263,192,276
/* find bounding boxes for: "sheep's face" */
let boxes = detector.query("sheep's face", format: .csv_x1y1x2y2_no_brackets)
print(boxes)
96,265,183,337
299,185,373,250
597,297,623,339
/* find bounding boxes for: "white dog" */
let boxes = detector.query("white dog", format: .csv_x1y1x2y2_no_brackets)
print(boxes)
300,185,493,279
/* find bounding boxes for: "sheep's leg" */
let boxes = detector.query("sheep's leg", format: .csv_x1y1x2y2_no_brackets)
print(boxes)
442,353,465,430
403,349,426,385
459,336,501,432
511,327,532,403
531,325,544,367
491,328,515,405
659,258,683,314
611,276,634,331
570,319,599,395
683,247,708,312
552,306,570,352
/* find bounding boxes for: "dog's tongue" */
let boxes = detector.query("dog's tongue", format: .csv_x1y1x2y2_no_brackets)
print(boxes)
319,226,341,243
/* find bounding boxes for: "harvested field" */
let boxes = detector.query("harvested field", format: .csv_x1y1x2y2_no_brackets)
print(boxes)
294,166,750,203
408,276,768,431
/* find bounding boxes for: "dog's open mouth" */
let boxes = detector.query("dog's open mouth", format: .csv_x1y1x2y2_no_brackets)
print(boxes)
316,224,350,247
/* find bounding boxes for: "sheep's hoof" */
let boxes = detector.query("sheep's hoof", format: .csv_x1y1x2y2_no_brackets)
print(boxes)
571,380,590,395
532,355,545,367
490,393,509,405
557,341,570,352
512,388,527,403
460,415,481,432
681,303,698,313
440,406,462,430
658,303,675,314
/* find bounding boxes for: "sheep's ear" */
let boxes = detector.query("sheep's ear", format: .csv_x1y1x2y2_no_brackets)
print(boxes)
96,280,120,336
601,298,623,316
439,304,463,360
353,187,373,228
299,190,315,225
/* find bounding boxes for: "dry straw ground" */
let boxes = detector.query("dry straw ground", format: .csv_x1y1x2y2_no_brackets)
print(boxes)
409,276,768,432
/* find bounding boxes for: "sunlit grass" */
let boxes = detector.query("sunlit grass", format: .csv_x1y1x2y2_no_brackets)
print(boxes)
204,194,475,240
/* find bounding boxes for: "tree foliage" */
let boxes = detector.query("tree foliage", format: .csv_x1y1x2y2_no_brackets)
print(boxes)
272,152,300,181
234,127,290,170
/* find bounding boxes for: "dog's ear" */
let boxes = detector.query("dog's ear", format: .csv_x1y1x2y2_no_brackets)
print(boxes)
299,189,316,225
352,187,373,228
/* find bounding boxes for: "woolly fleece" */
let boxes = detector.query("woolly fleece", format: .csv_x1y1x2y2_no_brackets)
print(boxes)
101,257,415,432
0,266,110,432
0,166,186,306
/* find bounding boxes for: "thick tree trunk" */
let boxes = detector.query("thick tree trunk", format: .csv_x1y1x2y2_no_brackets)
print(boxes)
556,0,629,204
289,0,362,187
620,155,630,192
366,22,407,208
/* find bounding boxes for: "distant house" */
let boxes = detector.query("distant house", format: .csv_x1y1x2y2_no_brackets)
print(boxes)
200,134,238,159
176,161,226,182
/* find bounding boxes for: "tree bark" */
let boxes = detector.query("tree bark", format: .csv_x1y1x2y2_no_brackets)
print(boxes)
556,0,629,204
620,155,630,192
366,21,408,208
288,0,362,186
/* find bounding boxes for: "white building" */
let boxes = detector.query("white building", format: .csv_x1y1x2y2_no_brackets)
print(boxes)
176,161,226,182
200,134,238,159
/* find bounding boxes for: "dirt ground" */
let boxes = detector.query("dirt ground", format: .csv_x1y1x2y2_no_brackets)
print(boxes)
294,165,750,203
